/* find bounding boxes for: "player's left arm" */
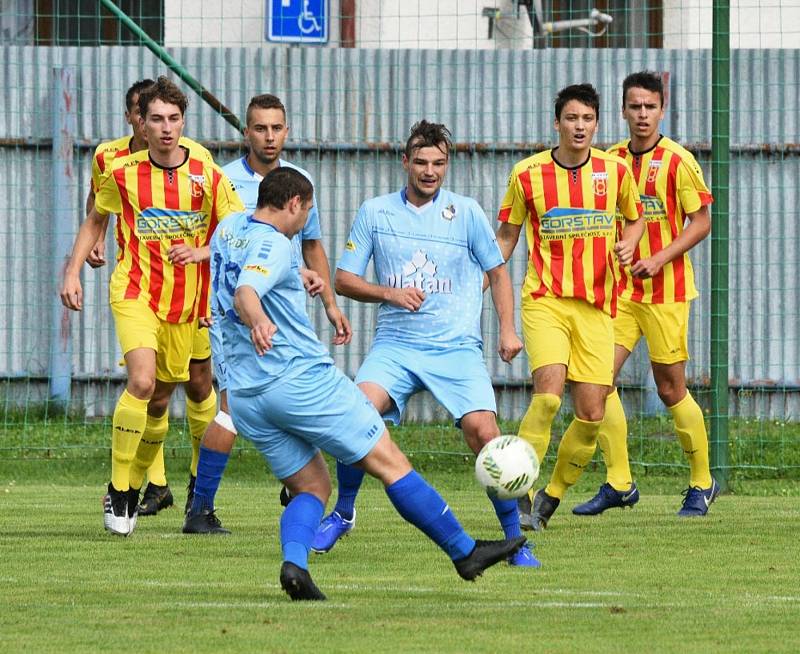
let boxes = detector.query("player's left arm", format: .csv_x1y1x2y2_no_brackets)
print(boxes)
631,205,710,279
631,158,713,279
486,263,524,363
302,238,352,346
471,203,523,363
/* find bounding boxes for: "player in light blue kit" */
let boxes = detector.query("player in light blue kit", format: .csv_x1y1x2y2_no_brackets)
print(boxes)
211,167,525,600
184,94,349,533
312,121,539,568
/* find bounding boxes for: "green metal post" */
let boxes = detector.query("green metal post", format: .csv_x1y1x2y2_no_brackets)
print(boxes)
99,0,243,134
710,1,730,490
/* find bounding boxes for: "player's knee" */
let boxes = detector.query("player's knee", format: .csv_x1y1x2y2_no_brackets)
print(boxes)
360,433,412,484
184,363,213,402
656,380,685,407
126,375,155,401
147,396,170,417
533,392,562,422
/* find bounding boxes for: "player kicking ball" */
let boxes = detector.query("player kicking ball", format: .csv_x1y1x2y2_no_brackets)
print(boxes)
210,167,525,600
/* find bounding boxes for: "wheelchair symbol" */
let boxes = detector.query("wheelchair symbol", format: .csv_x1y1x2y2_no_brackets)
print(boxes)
298,0,321,34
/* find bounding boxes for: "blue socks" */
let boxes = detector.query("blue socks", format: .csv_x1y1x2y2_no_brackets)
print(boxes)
281,492,325,570
333,460,365,520
191,446,230,514
386,470,475,561
490,495,523,539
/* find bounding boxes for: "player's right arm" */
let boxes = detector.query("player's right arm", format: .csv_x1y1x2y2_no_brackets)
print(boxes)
334,202,425,311
234,286,277,356
233,235,293,355
60,206,110,311
495,166,526,262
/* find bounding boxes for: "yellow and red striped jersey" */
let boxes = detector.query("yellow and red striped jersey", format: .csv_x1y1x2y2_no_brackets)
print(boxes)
91,135,214,194
498,148,642,316
94,146,243,323
607,136,713,304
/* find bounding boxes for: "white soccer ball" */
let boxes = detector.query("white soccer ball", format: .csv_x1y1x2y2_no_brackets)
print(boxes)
475,435,539,500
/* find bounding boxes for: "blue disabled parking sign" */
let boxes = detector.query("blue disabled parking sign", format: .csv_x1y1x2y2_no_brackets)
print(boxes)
267,0,328,44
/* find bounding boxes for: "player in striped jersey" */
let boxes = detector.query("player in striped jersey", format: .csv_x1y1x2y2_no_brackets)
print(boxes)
61,77,243,535
85,79,222,519
496,84,644,530
573,71,718,518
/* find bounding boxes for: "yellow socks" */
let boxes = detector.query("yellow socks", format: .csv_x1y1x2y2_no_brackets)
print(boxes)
597,389,633,491
111,390,149,492
518,393,561,464
129,412,169,490
668,392,712,488
546,417,601,500
146,444,168,487
186,390,217,477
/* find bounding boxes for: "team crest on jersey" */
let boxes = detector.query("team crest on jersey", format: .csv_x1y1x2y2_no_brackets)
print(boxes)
441,204,456,221
189,174,205,198
647,160,661,184
592,172,608,197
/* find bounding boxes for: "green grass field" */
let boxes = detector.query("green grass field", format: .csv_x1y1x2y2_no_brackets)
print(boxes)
2,464,799,653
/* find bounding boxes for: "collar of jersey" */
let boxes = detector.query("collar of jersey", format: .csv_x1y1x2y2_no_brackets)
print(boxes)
245,214,279,233
149,145,190,170
627,134,664,157
550,148,591,171
242,156,286,179
400,187,441,208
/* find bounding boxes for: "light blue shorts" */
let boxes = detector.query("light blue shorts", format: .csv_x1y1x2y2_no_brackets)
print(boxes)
228,362,385,480
208,318,227,392
354,341,497,427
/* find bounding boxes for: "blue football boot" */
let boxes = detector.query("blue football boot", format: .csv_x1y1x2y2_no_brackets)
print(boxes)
508,543,542,568
572,482,640,516
677,479,719,517
310,510,355,553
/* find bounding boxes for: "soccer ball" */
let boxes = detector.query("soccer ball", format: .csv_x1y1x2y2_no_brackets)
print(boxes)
475,435,539,500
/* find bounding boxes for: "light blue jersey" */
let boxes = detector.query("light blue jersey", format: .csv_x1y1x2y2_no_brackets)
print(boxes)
338,188,504,349
210,211,332,396
222,156,322,263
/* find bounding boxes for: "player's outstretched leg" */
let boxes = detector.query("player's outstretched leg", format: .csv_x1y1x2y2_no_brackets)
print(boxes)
311,461,365,553
385,469,525,580
362,433,526,579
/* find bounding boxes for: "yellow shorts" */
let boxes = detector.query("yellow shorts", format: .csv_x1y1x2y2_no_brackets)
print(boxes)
613,298,690,364
521,296,614,386
190,324,211,361
111,300,194,383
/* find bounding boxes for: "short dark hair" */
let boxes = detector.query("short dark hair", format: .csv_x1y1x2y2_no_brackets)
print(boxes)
256,168,313,210
622,70,664,107
137,76,188,118
125,79,154,112
246,94,287,125
555,83,600,121
405,120,452,158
